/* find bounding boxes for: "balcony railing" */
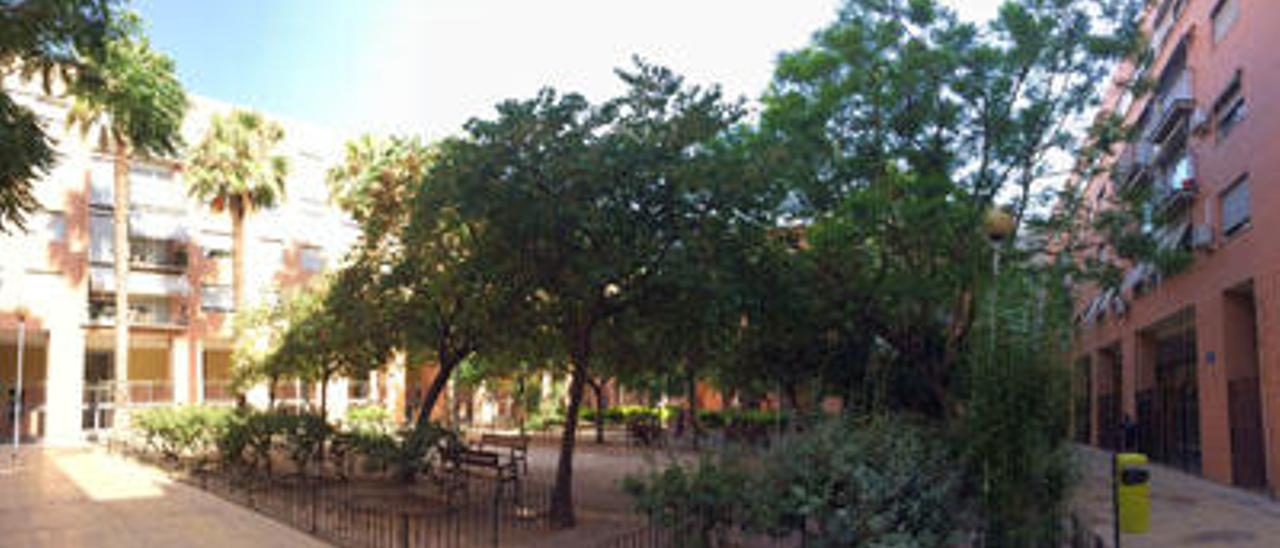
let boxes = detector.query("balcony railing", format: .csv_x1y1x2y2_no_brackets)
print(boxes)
1148,70,1194,144
1152,153,1196,216
203,380,236,403
1115,142,1155,190
88,299,189,327
82,380,175,407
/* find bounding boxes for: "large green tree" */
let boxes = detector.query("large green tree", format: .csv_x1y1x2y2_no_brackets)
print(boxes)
65,30,186,412
325,134,494,436
185,109,289,310
447,60,742,527
757,0,1141,417
1,0,129,232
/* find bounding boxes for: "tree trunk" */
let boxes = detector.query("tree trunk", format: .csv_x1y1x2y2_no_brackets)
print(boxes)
413,356,463,434
268,377,277,410
590,378,606,445
230,196,247,311
112,142,131,424
550,345,589,529
320,371,331,419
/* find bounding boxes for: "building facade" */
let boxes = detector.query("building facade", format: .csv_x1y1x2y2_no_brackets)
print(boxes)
0,77,394,445
1070,0,1280,492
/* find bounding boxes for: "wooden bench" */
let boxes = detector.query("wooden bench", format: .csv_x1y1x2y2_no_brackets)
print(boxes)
479,434,529,475
443,447,518,484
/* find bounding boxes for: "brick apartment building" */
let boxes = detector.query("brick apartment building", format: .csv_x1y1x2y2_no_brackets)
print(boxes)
0,76,405,445
1069,0,1280,492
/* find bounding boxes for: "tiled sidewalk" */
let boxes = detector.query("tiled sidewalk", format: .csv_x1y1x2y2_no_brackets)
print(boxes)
1074,445,1280,547
0,447,329,548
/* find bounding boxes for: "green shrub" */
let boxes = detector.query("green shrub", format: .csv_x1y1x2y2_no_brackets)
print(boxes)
625,417,974,547
623,454,752,547
280,413,331,476
346,405,393,435
132,406,232,462
214,410,251,468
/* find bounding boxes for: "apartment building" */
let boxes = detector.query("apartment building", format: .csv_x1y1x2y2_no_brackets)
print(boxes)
1069,0,1280,492
0,77,396,445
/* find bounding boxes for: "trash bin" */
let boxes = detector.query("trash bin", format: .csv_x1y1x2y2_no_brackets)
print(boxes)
1116,452,1151,534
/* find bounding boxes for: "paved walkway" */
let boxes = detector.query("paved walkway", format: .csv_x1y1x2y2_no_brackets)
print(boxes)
1074,445,1280,547
0,447,329,548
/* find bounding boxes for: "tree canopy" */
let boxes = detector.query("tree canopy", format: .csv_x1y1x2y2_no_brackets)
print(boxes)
1,0,132,231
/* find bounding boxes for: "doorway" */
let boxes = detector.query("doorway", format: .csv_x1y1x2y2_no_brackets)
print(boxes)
1151,313,1200,475
1225,283,1266,489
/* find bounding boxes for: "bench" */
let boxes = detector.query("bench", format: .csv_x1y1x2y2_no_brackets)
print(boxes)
479,434,529,475
443,447,518,485
627,419,665,448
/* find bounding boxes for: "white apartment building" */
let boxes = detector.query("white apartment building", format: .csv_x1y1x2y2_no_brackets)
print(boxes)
0,77,392,445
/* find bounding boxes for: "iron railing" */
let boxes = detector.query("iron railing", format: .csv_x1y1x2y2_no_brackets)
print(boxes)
109,439,554,548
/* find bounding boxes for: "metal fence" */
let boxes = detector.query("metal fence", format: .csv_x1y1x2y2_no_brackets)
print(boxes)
148,457,555,548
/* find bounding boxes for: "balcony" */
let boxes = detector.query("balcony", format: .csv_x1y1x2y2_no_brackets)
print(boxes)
1153,152,1196,216
1148,70,1194,144
89,265,191,297
88,295,189,328
1114,142,1155,191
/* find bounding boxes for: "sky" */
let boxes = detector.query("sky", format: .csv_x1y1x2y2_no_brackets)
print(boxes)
136,0,1004,140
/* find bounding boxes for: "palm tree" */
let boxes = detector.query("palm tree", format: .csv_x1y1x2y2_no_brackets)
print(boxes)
66,36,187,416
185,110,289,310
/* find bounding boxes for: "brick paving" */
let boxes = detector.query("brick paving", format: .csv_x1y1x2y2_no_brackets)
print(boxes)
1074,445,1280,547
0,447,329,548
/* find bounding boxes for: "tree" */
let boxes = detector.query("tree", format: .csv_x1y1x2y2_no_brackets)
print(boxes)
756,0,1141,417
65,31,187,414
324,134,492,435
1,0,129,232
186,109,289,310
450,60,742,527
272,265,397,418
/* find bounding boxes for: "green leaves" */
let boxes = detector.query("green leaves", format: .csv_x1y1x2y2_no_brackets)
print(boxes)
0,93,51,232
186,109,288,212
67,34,188,157
0,0,150,231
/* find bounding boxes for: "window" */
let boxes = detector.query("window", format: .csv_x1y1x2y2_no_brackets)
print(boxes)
1212,0,1239,43
36,211,66,242
1221,175,1250,237
201,284,234,312
1214,70,1246,139
300,246,326,273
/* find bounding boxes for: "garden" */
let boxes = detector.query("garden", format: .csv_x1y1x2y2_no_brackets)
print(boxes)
3,0,1158,546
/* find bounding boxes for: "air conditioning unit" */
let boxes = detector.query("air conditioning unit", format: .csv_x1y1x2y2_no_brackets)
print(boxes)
1191,108,1211,135
1191,224,1216,251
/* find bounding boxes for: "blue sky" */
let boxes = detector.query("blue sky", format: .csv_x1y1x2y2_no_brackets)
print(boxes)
137,0,1000,140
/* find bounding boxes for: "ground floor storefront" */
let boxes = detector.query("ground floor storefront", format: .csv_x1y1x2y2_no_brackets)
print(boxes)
1074,271,1280,494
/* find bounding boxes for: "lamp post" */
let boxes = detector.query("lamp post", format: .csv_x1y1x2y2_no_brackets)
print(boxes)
11,306,29,460
983,208,1015,362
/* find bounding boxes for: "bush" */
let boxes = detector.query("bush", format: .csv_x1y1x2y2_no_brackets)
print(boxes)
624,417,974,547
623,454,753,547
133,406,232,462
346,405,393,435
280,413,331,476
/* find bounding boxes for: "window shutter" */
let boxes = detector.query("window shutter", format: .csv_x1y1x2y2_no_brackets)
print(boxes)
1213,0,1239,43
1222,178,1250,234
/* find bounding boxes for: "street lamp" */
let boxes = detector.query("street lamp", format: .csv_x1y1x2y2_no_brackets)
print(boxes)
11,306,29,461
983,208,1015,362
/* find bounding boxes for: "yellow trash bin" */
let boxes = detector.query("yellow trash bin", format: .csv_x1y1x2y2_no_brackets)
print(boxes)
1115,452,1151,534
